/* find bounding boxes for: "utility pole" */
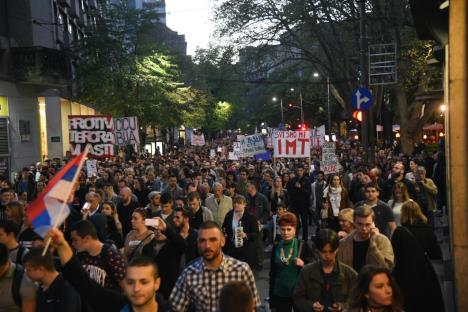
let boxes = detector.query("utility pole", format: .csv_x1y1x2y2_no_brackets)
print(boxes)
280,98,284,126
359,0,370,163
299,93,304,125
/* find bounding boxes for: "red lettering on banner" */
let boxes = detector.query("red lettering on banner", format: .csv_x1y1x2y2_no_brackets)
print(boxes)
298,138,308,154
277,139,282,154
285,139,296,155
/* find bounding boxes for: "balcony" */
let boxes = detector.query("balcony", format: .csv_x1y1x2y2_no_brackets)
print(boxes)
9,47,72,87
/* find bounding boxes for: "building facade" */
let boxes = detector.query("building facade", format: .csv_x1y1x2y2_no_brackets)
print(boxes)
0,0,99,178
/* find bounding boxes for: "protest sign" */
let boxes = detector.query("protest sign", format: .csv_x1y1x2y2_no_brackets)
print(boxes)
255,151,271,161
232,141,242,159
86,159,98,177
311,125,326,148
114,117,140,146
228,152,238,160
273,130,311,158
69,115,114,157
239,134,266,157
321,142,341,174
191,133,205,146
209,149,216,159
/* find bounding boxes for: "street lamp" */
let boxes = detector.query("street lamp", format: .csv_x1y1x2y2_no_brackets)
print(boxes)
272,96,284,125
314,72,332,138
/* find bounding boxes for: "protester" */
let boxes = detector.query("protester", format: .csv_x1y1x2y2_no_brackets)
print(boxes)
145,191,162,217
219,281,255,312
123,208,154,261
0,242,36,312
345,265,404,312
382,161,416,202
70,220,126,290
413,166,438,225
310,171,326,226
294,229,357,312
391,217,445,312
142,216,186,299
23,248,81,312
269,212,314,312
5,201,25,226
170,220,260,311
322,174,351,232
400,201,442,260
154,193,176,228
186,191,214,229
288,165,312,241
222,195,259,270
205,182,233,226
172,207,199,265
337,206,394,272
0,220,29,265
269,176,290,213
387,182,412,226
337,208,354,239
117,187,139,237
355,183,396,237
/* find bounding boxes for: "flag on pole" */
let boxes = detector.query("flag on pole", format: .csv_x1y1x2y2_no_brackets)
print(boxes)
26,148,89,237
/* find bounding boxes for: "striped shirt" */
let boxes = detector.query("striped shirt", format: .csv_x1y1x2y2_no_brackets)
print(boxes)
169,254,260,312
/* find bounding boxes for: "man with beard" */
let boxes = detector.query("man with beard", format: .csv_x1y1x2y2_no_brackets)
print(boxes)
170,221,260,312
172,208,199,266
117,187,139,237
382,161,416,202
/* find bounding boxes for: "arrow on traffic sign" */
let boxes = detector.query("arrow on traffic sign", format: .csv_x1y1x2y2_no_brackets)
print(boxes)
355,90,370,110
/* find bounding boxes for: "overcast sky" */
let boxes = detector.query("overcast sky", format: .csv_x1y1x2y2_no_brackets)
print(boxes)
165,0,214,56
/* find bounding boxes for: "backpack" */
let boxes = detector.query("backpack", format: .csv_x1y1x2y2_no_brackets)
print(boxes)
15,244,27,266
11,263,24,307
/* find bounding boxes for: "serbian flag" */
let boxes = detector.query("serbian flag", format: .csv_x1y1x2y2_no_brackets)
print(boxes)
26,147,89,237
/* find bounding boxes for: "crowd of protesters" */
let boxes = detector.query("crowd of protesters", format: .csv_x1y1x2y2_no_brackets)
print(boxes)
0,135,448,312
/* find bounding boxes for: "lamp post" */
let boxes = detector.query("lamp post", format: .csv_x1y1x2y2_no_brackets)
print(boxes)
314,72,332,137
272,97,284,125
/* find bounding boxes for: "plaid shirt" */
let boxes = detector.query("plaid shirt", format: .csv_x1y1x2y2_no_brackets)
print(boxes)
169,254,260,312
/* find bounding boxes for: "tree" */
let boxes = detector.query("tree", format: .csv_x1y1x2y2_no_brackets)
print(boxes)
73,0,207,145
213,0,442,154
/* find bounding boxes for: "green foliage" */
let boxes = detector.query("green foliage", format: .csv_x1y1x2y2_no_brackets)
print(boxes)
73,0,208,132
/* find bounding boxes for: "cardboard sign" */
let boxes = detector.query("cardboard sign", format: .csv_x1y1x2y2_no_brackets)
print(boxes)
273,130,311,158
321,141,341,174
86,159,98,177
228,152,238,160
69,115,114,157
191,133,205,146
311,125,326,148
114,117,140,146
239,134,266,157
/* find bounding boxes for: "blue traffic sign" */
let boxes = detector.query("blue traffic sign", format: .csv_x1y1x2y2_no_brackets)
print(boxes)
351,88,373,110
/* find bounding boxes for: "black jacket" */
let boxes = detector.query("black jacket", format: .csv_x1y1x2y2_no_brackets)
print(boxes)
403,223,442,260
288,176,312,211
391,226,445,312
36,274,81,312
222,209,259,269
183,228,199,266
61,256,169,312
142,225,186,299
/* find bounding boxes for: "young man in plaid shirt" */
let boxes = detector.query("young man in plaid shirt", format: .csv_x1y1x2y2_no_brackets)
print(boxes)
169,220,260,311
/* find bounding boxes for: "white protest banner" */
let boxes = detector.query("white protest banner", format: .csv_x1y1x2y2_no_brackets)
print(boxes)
239,134,266,157
191,133,205,146
210,149,216,159
114,117,140,146
69,115,114,157
321,142,341,174
311,125,326,148
86,159,98,177
273,130,311,158
232,141,242,158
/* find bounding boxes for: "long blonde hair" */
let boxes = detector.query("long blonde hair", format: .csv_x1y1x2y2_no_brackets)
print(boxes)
401,201,427,225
